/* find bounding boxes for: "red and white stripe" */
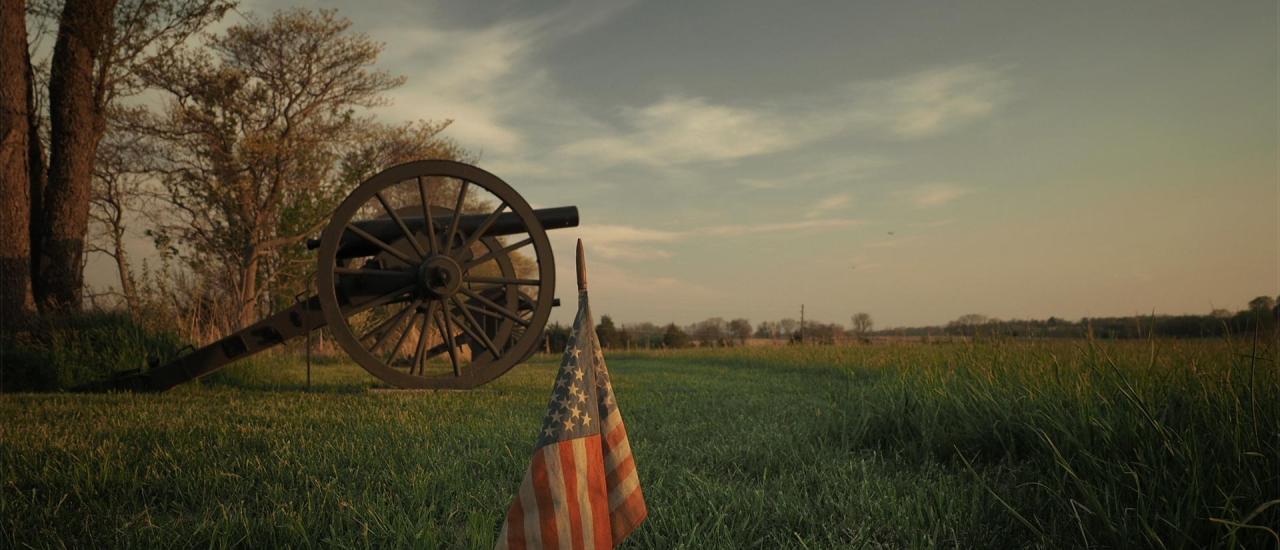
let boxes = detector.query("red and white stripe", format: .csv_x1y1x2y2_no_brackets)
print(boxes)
497,434,626,549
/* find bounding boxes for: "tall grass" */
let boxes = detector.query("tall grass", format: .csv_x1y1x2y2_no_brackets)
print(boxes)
664,338,1279,547
1,339,1275,547
0,311,185,392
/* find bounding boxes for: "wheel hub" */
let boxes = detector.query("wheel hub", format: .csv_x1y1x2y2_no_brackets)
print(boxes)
418,255,462,298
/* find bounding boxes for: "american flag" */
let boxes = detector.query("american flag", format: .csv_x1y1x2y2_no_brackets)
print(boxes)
495,289,647,549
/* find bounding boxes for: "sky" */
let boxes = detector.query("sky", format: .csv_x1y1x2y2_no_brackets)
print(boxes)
85,0,1279,328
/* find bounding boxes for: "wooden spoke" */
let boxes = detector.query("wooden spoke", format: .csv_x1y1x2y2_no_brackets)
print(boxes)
369,300,418,354
375,191,426,259
435,305,462,376
443,180,469,255
416,176,438,255
361,299,419,343
458,287,531,327
456,202,507,255
409,302,435,375
464,276,540,286
464,237,533,270
345,223,415,264
385,310,421,365
450,295,501,359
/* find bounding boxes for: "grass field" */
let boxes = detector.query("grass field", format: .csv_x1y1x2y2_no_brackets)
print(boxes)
2,339,1277,548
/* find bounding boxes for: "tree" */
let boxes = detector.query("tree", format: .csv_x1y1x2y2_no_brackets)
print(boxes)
727,318,751,345
851,312,873,338
779,318,798,336
1247,296,1276,315
753,320,778,339
36,0,120,311
662,323,690,348
136,9,406,327
86,112,151,312
596,315,618,349
623,322,661,348
18,0,234,313
692,317,726,346
0,0,36,324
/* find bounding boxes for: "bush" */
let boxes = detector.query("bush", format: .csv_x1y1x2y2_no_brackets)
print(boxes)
1,311,185,392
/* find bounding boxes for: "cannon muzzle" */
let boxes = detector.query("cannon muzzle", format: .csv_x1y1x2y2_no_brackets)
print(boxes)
305,205,578,258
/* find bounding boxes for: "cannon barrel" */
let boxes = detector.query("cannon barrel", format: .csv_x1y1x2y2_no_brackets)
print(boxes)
306,205,578,258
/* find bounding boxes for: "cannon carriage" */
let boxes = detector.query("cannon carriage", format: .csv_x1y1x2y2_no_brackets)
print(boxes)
88,160,577,392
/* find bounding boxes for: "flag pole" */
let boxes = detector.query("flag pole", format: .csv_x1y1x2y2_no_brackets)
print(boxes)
576,238,588,292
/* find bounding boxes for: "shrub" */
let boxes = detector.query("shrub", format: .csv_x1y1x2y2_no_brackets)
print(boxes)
0,311,185,392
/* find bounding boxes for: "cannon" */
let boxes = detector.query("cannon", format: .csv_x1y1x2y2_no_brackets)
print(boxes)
86,160,577,391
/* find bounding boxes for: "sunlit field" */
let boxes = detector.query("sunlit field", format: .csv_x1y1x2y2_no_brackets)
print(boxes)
2,339,1277,548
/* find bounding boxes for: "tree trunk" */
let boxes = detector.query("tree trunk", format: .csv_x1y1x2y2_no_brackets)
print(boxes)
238,248,260,328
111,225,138,314
0,0,36,327
27,40,46,303
36,0,117,312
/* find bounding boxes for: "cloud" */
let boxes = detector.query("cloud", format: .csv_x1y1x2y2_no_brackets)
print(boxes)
806,193,852,218
574,224,683,260
737,155,889,190
553,63,1012,173
561,218,863,261
905,183,972,207
371,3,631,155
866,64,1013,139
557,95,799,166
703,218,863,237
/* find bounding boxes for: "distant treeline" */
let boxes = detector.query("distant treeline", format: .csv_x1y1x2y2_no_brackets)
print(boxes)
544,295,1280,350
885,296,1279,340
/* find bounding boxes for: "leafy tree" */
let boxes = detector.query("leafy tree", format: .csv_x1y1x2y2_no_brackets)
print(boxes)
692,317,726,346
543,321,570,353
727,318,752,345
662,323,689,348
1247,296,1276,315
753,320,779,338
31,0,234,312
622,322,662,348
778,318,798,336
851,312,873,338
135,9,412,327
596,315,618,349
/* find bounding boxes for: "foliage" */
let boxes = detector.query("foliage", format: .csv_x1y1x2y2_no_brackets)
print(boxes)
129,8,456,328
688,317,725,346
0,310,184,391
726,318,751,344
850,312,873,336
661,322,689,348
595,314,619,348
1,340,1275,547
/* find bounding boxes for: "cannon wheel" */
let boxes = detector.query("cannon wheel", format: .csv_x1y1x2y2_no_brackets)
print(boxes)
316,160,555,389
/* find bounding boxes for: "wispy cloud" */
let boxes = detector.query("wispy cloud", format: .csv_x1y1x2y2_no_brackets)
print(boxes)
703,218,863,237
553,63,1012,173
864,64,1013,139
557,95,799,166
568,218,863,261
806,193,852,218
572,224,683,260
904,183,972,207
371,3,631,155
